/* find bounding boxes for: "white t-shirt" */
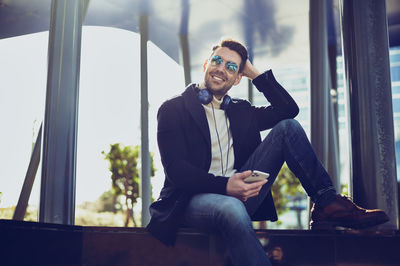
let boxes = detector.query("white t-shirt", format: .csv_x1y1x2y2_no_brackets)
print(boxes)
202,96,236,177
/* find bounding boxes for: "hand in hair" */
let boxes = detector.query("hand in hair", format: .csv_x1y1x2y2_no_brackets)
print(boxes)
241,59,261,80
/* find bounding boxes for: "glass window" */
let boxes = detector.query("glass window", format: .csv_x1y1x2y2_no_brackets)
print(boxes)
391,66,400,81
390,46,400,181
74,26,185,226
0,32,49,220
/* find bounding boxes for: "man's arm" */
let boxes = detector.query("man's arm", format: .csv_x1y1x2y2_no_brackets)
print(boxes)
242,60,299,130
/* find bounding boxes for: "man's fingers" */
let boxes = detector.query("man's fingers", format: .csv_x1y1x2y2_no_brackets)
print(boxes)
241,179,267,193
242,190,260,202
243,187,262,198
246,179,268,189
236,170,252,180
241,179,267,200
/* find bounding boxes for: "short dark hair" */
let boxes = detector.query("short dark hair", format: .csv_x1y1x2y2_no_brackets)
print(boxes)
211,38,248,73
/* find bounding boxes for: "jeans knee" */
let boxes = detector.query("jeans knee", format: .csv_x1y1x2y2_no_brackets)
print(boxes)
274,119,302,135
215,197,251,227
276,119,300,129
218,197,251,231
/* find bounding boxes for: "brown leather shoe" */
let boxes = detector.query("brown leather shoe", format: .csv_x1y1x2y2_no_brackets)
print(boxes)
310,195,389,230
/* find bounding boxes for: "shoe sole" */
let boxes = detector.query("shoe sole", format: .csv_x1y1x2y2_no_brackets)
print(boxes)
310,216,390,230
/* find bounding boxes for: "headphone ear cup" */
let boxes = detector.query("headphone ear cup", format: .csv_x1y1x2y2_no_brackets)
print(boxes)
198,89,213,105
220,95,231,110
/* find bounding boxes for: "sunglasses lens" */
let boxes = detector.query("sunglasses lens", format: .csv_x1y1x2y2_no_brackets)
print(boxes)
211,55,223,65
226,62,238,73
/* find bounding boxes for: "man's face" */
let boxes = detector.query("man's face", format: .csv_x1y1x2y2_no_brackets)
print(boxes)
203,47,243,99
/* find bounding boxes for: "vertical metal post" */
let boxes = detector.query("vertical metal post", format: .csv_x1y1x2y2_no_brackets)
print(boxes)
340,0,399,229
180,0,191,86
243,0,255,104
39,0,83,225
327,78,340,191
310,0,340,186
140,14,151,227
327,0,341,191
180,34,191,86
310,0,329,166
247,50,254,104
248,79,253,104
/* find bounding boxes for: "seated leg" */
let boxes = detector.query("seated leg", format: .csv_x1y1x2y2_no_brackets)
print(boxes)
183,193,271,266
241,119,337,215
241,119,389,229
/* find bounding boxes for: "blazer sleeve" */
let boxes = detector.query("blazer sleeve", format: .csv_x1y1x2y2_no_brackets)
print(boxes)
251,70,300,131
157,100,228,195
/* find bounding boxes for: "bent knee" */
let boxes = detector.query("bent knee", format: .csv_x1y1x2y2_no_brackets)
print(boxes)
215,197,250,224
276,118,300,128
274,119,303,134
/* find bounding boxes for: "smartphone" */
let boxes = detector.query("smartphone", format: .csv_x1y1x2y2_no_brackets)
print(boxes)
244,170,270,183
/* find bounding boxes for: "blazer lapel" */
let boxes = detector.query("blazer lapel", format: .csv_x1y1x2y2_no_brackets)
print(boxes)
182,84,211,148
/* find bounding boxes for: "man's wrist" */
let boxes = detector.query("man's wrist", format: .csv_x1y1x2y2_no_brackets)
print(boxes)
247,70,261,80
244,65,261,80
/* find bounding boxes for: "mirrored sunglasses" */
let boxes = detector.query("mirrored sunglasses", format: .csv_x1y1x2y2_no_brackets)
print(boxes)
210,55,238,73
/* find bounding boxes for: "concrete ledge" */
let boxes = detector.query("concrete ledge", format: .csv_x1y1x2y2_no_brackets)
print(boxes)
1,219,399,266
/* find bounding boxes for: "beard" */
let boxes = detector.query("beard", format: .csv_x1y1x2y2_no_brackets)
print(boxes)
204,71,233,97
204,80,230,97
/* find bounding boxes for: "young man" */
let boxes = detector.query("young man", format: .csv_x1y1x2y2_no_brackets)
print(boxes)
146,38,389,265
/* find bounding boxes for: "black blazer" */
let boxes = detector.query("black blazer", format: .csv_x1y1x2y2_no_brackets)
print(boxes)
147,70,299,245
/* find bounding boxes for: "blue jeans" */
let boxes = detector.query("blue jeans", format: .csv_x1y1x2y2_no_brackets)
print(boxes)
183,119,337,266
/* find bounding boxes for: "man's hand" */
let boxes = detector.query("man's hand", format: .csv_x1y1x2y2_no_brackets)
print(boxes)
241,60,261,80
226,170,268,202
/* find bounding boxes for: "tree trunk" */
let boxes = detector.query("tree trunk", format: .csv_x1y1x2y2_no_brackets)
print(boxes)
131,206,137,227
112,195,117,213
124,196,130,227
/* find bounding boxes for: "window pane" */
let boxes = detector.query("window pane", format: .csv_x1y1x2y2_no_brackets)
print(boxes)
0,32,48,220
390,46,400,181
